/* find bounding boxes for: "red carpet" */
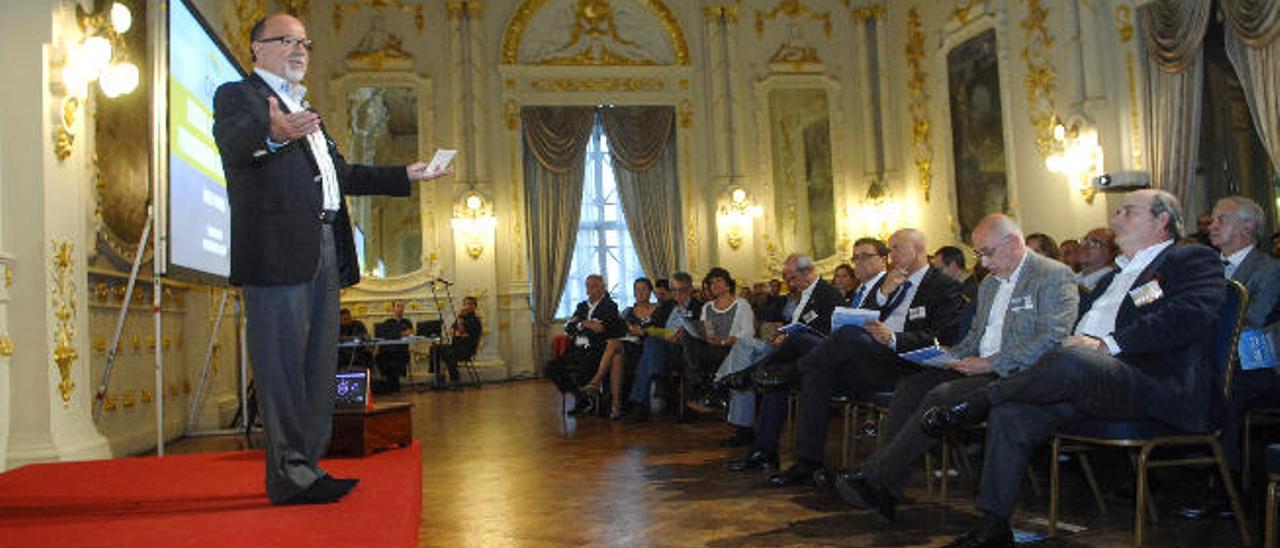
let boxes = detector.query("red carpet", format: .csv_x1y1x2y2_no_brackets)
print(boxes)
0,441,421,547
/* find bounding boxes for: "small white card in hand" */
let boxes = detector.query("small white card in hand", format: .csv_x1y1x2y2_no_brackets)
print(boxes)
426,149,457,173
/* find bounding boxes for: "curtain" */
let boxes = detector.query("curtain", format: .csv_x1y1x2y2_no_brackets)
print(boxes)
1223,10,1280,172
520,107,595,367
1140,0,1211,206
1221,0,1280,47
600,106,681,280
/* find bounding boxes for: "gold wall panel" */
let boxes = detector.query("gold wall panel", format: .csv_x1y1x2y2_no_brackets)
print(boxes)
1020,0,1058,158
905,7,933,201
527,77,665,92
50,239,78,404
501,0,690,65
755,0,832,38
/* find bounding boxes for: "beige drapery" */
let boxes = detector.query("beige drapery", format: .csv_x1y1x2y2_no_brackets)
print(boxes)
599,106,681,281
1140,0,1211,206
521,107,595,366
1223,0,1280,172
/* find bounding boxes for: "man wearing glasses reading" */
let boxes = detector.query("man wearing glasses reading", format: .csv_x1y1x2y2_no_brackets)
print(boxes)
213,13,452,505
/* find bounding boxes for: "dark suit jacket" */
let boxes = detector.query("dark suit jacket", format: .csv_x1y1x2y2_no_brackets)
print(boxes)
213,72,411,287
451,314,483,357
792,278,845,336
564,297,626,349
652,297,704,329
1230,247,1280,328
864,266,966,352
1084,243,1225,432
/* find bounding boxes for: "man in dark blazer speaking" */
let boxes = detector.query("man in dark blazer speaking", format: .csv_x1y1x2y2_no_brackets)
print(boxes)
212,13,451,505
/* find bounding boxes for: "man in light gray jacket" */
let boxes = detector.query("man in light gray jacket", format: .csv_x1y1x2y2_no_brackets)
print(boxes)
832,213,1079,522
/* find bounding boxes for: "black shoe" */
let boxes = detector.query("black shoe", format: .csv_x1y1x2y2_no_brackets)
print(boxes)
812,467,841,493
768,461,820,488
622,403,649,424
943,526,1014,548
279,476,351,505
922,397,990,438
324,474,360,494
568,393,596,416
722,367,756,390
719,427,754,448
834,472,897,522
752,363,798,389
727,450,779,472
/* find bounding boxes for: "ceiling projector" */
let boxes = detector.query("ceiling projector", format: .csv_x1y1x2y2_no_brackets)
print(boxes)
1092,170,1151,191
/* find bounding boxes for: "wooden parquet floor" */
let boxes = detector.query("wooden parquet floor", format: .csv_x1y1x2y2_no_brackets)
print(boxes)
169,380,1263,547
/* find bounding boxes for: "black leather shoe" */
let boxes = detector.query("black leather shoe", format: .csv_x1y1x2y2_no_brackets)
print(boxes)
280,476,351,505
726,450,779,472
567,393,596,416
768,461,820,487
812,467,841,493
834,472,897,522
718,427,754,448
324,474,360,494
752,363,798,389
921,399,989,438
943,526,1015,548
722,367,756,390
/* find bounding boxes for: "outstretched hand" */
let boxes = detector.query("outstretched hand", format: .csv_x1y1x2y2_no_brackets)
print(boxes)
267,97,321,142
406,162,455,182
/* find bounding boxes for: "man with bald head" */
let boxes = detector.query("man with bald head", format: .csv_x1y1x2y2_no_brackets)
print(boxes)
765,228,966,487
927,190,1226,547
833,214,1078,521
213,13,452,505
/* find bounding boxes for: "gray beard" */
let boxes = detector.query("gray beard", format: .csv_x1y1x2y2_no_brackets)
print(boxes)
284,66,306,84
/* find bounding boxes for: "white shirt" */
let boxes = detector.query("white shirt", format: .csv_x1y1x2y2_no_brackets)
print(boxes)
979,252,1029,357
1222,245,1253,280
852,271,885,308
1075,267,1114,291
790,277,819,324
877,265,928,333
254,68,342,213
1075,240,1174,354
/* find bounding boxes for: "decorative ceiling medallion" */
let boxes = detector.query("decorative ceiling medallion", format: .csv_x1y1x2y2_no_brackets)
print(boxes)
501,0,689,65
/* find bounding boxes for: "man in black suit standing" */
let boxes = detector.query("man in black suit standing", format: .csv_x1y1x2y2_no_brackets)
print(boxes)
926,189,1225,547
546,275,626,414
375,299,414,393
212,13,451,505
768,228,966,487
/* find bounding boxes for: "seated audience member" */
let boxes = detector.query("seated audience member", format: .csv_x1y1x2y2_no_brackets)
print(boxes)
931,245,978,303
374,300,414,393
434,296,484,391
338,308,372,368
750,281,787,323
767,228,965,487
623,272,703,423
1192,211,1214,247
1075,227,1118,292
716,254,842,447
582,278,660,418
1197,196,1280,512
1024,232,1060,261
832,263,857,303
653,278,672,304
924,189,1225,547
832,214,1077,521
728,237,889,472
684,268,754,416
545,275,626,415
1059,238,1081,272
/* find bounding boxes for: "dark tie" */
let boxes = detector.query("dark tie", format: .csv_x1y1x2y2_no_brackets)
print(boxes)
878,281,914,321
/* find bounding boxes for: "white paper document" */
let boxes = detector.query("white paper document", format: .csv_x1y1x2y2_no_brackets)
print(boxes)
427,149,457,173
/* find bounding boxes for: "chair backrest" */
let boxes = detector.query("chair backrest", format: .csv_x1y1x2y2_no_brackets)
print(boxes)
1212,279,1248,409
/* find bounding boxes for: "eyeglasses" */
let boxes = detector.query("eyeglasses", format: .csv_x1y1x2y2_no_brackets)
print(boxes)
255,36,314,51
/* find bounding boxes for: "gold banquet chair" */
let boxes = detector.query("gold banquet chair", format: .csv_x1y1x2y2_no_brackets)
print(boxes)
1047,279,1251,546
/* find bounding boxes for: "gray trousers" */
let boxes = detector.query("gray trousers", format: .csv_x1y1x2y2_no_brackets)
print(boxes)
243,224,340,504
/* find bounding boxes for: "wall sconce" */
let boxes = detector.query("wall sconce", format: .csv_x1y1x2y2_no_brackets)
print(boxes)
1044,117,1103,203
451,189,496,259
856,178,900,242
717,185,763,250
56,2,140,160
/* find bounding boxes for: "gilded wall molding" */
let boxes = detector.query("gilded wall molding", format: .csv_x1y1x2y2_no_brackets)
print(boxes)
852,4,886,24
528,77,665,92
0,337,12,357
704,5,739,24
952,0,978,25
501,0,690,65
50,239,79,404
905,7,933,201
333,0,426,33
1116,5,1143,169
278,0,310,16
755,0,832,38
1020,0,1058,158
446,0,484,20
222,0,265,70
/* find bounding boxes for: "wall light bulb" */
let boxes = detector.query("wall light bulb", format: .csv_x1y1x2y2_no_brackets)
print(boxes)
81,36,113,73
110,3,133,34
465,194,483,211
730,188,747,204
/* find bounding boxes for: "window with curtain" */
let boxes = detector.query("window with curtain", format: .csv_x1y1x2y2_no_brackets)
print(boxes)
556,120,646,318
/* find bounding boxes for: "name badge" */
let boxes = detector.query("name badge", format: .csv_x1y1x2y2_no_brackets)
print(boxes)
802,310,818,324
1128,279,1164,307
684,310,694,318
575,336,589,347
1010,295,1034,312
908,306,927,320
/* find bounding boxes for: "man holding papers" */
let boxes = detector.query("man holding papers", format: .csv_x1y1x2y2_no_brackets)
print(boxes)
832,214,1078,522
767,228,966,487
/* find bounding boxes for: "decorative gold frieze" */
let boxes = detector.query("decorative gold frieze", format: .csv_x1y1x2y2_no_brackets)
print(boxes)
1020,0,1058,158
905,8,933,201
756,0,832,38
1115,5,1134,43
122,391,137,407
0,337,12,357
528,77,665,92
140,388,153,403
103,394,118,412
446,0,484,20
678,100,693,129
345,34,413,70
50,239,78,404
852,4,886,24
279,0,310,16
334,0,425,33
952,0,977,25
93,337,106,354
504,99,521,130
704,4,738,24
223,0,265,70
502,0,690,65
5,263,12,287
